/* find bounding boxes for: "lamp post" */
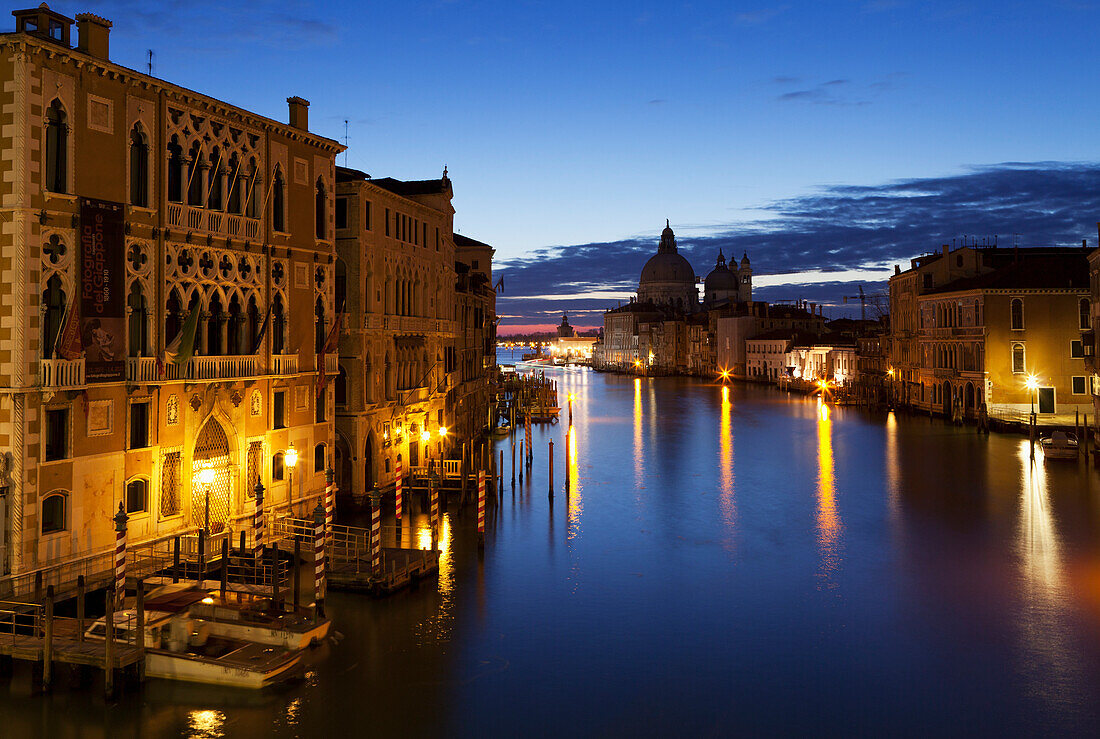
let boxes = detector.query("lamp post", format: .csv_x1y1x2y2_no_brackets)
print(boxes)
285,442,298,513
198,462,215,534
1025,374,1039,448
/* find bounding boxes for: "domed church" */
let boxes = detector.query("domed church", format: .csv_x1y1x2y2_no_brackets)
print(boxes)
637,221,700,309
703,249,752,306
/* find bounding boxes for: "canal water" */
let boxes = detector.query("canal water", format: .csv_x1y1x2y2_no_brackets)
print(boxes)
7,364,1100,736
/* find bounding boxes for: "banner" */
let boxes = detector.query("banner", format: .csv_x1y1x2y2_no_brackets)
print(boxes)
79,198,125,382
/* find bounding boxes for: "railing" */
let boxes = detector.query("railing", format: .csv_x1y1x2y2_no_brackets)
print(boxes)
126,356,159,383
271,353,299,375
325,354,339,374
190,355,257,380
399,386,429,404
0,601,42,642
168,202,260,240
0,548,114,600
39,358,85,388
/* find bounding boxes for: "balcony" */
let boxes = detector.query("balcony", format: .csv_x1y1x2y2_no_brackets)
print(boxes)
127,357,159,383
271,353,299,376
399,386,430,405
325,354,339,374
161,355,258,381
40,358,84,388
167,203,260,240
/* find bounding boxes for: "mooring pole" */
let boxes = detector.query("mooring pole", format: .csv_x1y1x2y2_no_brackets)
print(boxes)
76,575,86,643
135,578,146,682
293,538,302,609
548,439,554,498
477,470,486,549
499,449,505,497
43,585,54,689
172,536,181,583
511,440,516,488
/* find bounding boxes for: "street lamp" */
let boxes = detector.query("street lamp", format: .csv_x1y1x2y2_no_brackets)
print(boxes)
197,462,215,533
285,442,298,510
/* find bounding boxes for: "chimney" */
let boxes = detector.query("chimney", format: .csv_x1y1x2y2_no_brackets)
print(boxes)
942,244,949,258
809,302,816,315
75,12,110,60
287,97,310,131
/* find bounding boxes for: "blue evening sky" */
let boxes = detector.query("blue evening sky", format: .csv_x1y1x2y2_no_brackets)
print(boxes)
45,1,1100,327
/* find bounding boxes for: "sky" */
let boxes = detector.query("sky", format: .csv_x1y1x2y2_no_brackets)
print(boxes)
47,0,1100,332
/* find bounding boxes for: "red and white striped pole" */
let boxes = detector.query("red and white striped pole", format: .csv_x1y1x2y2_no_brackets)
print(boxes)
324,468,334,545
477,470,486,548
395,459,403,522
113,503,128,608
370,486,382,573
430,475,439,550
253,481,265,560
312,501,326,619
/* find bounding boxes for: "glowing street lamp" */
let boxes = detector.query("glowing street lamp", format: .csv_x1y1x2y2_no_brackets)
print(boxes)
285,442,298,510
198,462,215,533
1025,374,1039,416
718,368,730,383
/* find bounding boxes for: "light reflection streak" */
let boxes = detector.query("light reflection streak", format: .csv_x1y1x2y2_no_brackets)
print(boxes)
816,399,841,583
633,378,643,490
567,423,582,539
187,710,226,738
719,385,736,542
885,411,900,523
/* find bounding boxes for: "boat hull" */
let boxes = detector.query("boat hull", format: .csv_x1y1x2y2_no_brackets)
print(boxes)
145,647,301,689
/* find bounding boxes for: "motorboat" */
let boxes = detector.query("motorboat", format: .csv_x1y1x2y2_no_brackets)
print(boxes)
84,609,301,689
1040,431,1079,460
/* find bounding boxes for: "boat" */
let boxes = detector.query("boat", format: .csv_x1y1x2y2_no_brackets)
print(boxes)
492,423,512,437
1040,431,1079,460
143,583,331,650
84,609,302,689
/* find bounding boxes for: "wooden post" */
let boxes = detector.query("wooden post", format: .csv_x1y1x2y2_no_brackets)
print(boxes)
43,585,54,689
104,586,115,698
519,440,524,484
548,439,554,498
76,575,86,643
254,481,265,560
477,470,485,549
113,503,128,609
269,540,279,605
313,502,326,621
239,529,246,553
220,537,229,598
499,449,504,497
460,441,468,504
172,536,181,583
197,529,206,586
511,440,516,488
293,538,301,608
135,579,146,682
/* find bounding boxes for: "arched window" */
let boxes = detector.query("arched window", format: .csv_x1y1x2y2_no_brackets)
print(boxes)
45,100,67,193
207,292,224,355
315,178,326,240
207,147,223,210
335,258,346,311
42,274,65,358
227,293,242,354
127,282,148,357
272,452,285,481
1010,298,1024,330
245,159,260,218
364,357,374,404
167,137,183,203
272,294,285,354
1012,343,1026,374
314,443,326,473
246,296,260,353
315,296,325,354
187,145,204,206
226,153,242,214
42,492,67,534
272,167,285,232
1080,298,1091,330
165,289,182,347
335,365,347,406
129,126,149,207
126,478,148,514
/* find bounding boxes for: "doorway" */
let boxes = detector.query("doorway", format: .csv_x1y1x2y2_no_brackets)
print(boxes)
1038,387,1055,414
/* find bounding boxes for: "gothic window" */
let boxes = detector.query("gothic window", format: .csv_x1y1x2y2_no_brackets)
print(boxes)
1012,342,1025,374
45,100,67,193
315,297,325,354
187,144,203,206
129,125,149,207
272,167,286,232
1010,298,1024,330
227,293,242,355
227,153,242,214
42,274,65,358
167,138,183,203
42,492,67,534
161,451,181,517
207,146,223,210
247,296,260,353
207,292,224,355
316,177,327,239
127,282,148,357
246,158,260,218
165,289,182,346
272,294,286,354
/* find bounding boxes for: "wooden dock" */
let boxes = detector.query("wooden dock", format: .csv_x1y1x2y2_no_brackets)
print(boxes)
328,547,440,595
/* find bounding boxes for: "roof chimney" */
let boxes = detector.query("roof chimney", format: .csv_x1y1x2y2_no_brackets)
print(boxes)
942,244,949,258
287,96,309,131
75,12,110,60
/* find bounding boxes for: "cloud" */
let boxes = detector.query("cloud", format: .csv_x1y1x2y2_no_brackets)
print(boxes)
735,6,789,25
496,162,1100,327
648,99,666,105
774,75,895,105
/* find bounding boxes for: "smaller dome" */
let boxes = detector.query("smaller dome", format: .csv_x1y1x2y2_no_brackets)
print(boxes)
740,252,750,267
704,251,737,292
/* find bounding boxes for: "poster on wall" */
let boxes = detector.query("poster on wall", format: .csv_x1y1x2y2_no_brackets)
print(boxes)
79,198,126,382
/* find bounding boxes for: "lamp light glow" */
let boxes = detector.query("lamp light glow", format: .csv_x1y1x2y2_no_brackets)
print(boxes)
197,463,215,486
284,444,298,469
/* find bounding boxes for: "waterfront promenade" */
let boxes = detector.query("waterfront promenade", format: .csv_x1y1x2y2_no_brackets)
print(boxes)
4,368,1100,736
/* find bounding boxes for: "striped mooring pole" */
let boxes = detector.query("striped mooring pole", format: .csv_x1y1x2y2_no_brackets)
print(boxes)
253,481,265,560
113,503,128,608
312,501,326,619
324,468,334,545
395,459,403,522
370,485,382,572
477,470,486,547
429,475,439,550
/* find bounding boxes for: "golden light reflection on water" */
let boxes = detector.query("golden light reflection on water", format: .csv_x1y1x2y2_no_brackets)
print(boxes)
567,423,582,539
816,400,841,582
437,514,454,599
1018,441,1063,597
719,385,735,537
633,378,643,488
885,411,900,522
187,710,226,738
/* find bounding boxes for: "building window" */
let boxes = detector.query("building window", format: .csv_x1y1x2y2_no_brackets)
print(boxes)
335,197,347,229
126,479,148,514
130,401,150,449
42,274,66,358
1010,298,1024,330
922,274,932,290
45,407,68,461
129,125,148,207
273,390,286,429
1012,343,1025,374
385,208,390,237
41,493,67,534
364,201,372,231
315,390,325,423
167,139,183,203
246,440,263,499
335,366,347,406
272,452,285,481
127,282,148,357
1081,298,1091,330
1072,340,1085,359
161,451,181,517
272,167,286,232
1073,376,1087,395
45,100,67,193
315,177,327,239
314,443,325,473
272,294,286,354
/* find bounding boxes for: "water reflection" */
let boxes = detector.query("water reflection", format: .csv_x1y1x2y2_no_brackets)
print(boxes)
816,399,842,584
885,411,900,522
719,385,736,543
187,709,226,738
633,378,643,488
567,423,582,539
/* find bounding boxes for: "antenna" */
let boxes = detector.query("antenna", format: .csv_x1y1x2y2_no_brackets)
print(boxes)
343,119,349,168
146,49,154,76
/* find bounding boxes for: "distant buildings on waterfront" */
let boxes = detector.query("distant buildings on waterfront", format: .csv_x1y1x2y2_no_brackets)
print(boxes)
0,5,495,581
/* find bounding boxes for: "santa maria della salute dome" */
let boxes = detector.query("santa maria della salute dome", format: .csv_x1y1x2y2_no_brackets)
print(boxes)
636,221,751,310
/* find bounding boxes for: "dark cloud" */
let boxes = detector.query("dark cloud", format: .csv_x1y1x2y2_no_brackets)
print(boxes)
496,162,1100,328
775,75,896,105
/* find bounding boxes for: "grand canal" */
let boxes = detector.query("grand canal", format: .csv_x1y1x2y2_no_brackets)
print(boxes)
7,364,1100,736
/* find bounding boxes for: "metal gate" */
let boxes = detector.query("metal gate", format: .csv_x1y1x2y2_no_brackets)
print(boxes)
192,419,233,533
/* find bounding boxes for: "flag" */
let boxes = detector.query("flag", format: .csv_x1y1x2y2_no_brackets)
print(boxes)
55,300,82,360
164,307,201,366
315,312,343,398
251,307,271,355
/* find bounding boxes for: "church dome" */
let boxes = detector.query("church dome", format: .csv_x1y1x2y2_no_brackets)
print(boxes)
637,220,698,309
640,251,696,285
704,250,737,292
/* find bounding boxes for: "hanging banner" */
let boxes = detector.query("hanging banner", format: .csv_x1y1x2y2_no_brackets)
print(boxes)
80,198,126,382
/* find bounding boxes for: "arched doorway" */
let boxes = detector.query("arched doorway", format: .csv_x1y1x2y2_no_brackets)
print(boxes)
192,418,233,533
941,381,952,417
334,433,352,501
964,382,975,416
364,431,376,491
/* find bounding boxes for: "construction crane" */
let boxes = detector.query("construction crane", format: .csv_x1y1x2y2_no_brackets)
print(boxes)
842,285,866,321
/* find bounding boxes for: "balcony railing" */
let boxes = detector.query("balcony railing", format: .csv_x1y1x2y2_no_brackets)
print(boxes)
168,203,260,240
325,354,339,374
271,353,299,375
126,356,159,383
160,355,258,381
39,358,84,388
